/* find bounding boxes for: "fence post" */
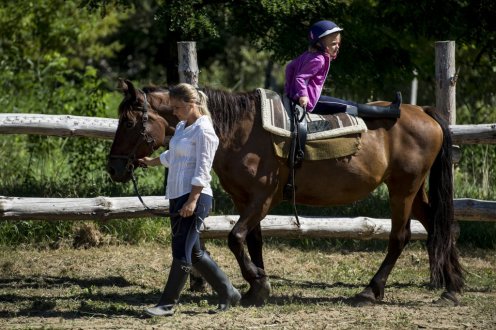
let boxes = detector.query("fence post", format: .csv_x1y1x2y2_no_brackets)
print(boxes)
177,41,199,87
435,41,457,181
176,40,206,291
435,41,457,124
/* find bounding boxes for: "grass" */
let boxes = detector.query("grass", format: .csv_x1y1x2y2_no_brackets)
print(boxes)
0,242,494,329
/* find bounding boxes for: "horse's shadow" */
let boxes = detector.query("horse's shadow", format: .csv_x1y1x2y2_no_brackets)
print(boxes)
0,274,476,319
265,275,435,307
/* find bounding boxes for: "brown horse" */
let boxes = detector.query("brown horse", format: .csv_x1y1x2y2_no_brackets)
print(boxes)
107,80,463,306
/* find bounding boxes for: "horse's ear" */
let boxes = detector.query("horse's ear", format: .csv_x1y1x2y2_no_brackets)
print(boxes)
117,78,137,100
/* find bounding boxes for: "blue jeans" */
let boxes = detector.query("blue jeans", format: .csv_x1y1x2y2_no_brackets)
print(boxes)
169,193,212,264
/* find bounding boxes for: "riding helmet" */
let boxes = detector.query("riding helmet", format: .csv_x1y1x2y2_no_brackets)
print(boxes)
308,20,343,45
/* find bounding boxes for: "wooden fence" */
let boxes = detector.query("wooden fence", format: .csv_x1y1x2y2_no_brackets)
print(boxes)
0,113,495,240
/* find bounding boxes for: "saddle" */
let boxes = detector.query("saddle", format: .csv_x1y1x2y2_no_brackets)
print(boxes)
258,88,368,203
258,88,368,161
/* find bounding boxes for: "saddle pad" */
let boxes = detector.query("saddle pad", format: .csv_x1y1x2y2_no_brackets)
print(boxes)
258,88,368,141
271,134,362,161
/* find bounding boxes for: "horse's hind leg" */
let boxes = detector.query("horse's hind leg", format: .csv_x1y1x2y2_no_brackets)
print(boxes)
352,192,415,305
411,182,462,306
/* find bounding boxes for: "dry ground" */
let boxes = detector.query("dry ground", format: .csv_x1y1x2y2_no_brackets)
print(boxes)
1,241,495,329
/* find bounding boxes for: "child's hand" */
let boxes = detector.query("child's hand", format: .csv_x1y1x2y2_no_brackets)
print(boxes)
299,96,309,109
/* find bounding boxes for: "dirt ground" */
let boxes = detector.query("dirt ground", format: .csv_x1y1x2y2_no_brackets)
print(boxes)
1,242,495,329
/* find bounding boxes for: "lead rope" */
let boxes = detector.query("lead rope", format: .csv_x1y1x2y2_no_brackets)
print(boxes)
130,167,167,217
128,91,166,217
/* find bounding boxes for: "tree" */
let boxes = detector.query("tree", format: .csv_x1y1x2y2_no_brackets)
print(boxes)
0,0,131,198
86,0,495,109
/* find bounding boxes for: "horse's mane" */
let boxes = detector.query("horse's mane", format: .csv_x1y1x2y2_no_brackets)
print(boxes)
117,85,259,139
203,88,258,140
142,86,168,94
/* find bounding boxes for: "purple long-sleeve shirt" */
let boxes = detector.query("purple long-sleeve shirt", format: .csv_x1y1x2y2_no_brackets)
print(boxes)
284,51,331,112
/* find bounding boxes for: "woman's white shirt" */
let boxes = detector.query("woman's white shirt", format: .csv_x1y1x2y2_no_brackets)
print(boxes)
159,115,219,199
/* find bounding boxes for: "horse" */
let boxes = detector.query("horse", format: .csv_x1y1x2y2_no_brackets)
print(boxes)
107,79,464,307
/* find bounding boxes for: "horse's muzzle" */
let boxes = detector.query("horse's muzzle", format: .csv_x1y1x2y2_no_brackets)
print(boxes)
107,157,133,182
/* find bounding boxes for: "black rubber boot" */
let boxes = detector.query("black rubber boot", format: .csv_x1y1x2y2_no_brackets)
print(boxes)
144,259,191,317
193,253,241,313
355,92,402,118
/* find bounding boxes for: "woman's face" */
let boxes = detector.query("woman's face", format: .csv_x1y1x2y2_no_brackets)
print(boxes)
321,33,341,58
170,98,195,122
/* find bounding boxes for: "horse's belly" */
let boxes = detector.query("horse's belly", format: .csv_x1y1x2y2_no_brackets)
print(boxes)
293,159,385,206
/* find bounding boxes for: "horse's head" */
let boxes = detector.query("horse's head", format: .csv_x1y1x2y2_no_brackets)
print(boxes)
107,79,177,182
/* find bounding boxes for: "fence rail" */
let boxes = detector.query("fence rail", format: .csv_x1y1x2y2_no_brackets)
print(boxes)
0,196,494,240
0,114,116,139
1,114,495,144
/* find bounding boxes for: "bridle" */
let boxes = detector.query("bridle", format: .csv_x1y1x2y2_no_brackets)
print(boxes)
109,90,165,215
109,91,156,170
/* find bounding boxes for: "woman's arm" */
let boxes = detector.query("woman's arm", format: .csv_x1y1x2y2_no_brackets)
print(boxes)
139,150,170,168
138,156,161,167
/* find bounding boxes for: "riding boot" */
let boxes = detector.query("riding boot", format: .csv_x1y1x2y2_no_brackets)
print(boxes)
144,259,190,317
193,253,241,313
348,92,402,118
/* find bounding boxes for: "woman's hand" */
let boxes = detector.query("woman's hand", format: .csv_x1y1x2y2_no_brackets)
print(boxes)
138,156,160,167
179,199,197,218
179,185,203,218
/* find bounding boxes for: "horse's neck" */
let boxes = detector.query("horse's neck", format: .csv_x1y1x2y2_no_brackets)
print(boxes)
204,89,259,146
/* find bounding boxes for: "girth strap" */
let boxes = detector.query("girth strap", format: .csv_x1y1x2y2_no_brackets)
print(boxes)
283,96,307,227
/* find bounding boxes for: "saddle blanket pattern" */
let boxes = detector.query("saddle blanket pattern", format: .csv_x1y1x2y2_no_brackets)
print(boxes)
258,88,368,141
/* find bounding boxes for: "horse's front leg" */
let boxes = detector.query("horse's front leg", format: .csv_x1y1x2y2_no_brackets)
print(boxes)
246,223,264,270
228,202,271,306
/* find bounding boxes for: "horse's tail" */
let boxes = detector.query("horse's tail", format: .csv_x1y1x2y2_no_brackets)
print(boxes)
424,107,464,293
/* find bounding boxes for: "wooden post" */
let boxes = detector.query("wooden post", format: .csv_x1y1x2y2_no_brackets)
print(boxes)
177,41,206,291
177,41,199,87
435,41,457,124
435,41,458,182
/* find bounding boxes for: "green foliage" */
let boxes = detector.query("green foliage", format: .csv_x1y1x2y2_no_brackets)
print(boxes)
0,0,133,245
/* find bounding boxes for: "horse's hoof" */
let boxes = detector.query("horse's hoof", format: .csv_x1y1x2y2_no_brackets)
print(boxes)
241,278,271,307
347,295,375,307
346,289,377,307
433,291,460,306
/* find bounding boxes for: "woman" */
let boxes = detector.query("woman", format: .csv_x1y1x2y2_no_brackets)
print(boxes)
139,83,241,317
285,20,401,117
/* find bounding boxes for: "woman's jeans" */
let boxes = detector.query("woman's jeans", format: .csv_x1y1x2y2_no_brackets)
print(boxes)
169,193,212,264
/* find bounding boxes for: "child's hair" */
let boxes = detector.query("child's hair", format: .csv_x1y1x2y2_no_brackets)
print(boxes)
169,83,212,119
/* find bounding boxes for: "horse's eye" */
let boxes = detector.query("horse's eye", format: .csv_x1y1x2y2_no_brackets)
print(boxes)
125,121,134,129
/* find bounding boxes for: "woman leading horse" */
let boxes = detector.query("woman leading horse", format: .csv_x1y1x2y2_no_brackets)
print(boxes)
107,79,463,307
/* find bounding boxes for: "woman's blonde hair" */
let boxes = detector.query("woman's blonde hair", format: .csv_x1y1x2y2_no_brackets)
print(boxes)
169,83,212,119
